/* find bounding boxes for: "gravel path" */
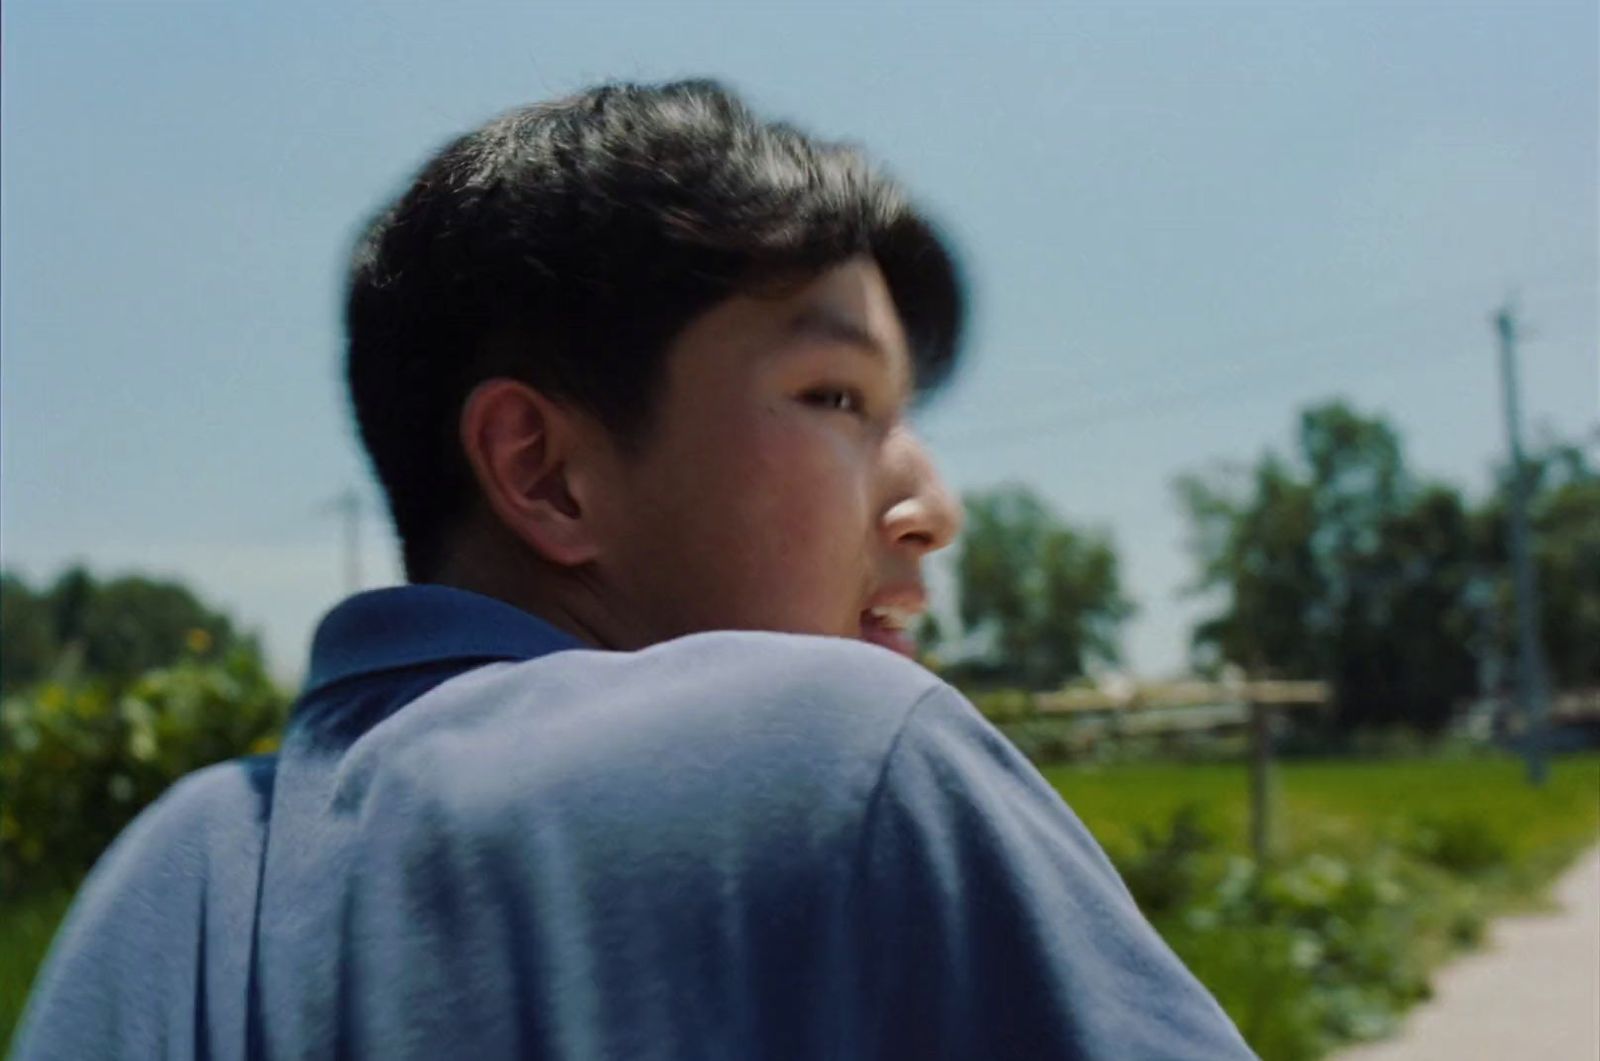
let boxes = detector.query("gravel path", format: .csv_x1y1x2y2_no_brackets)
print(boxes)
1336,845,1600,1061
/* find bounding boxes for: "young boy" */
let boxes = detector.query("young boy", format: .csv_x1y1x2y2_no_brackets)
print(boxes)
16,80,1254,1059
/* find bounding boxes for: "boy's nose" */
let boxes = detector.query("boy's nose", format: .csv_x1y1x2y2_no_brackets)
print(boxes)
880,428,963,555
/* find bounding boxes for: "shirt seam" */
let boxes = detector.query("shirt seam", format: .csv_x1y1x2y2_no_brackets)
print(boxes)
843,680,948,895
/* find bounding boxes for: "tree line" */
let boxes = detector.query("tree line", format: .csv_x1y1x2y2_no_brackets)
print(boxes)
922,399,1599,733
0,567,257,694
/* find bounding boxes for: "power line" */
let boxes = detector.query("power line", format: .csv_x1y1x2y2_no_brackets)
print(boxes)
927,325,1477,449
954,260,1594,417
923,271,1594,451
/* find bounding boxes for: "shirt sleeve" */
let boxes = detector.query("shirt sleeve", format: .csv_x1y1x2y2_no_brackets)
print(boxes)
845,684,1257,1060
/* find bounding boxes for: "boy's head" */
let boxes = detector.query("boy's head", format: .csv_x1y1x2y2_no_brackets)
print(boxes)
346,79,966,653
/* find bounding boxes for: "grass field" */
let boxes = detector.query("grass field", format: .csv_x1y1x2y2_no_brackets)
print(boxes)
1049,752,1600,875
4,751,1597,1056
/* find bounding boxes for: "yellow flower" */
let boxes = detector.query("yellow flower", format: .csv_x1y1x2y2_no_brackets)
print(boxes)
185,628,214,654
130,730,158,762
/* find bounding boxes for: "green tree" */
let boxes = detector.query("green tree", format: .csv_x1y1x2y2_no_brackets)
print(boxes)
1535,457,1600,687
0,574,58,691
1176,454,1319,679
0,567,250,693
935,485,1133,689
1341,481,1481,730
1475,441,1600,689
1177,401,1480,731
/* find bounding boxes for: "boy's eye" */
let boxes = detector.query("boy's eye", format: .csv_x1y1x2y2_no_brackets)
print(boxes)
802,387,865,414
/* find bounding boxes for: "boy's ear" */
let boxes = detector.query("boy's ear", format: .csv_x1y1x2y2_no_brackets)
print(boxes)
459,379,603,568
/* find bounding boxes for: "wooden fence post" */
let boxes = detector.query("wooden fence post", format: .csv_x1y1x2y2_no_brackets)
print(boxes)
1249,693,1272,865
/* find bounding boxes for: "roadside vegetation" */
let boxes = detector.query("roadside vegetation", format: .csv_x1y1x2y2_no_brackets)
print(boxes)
1051,753,1600,1061
1,570,288,1049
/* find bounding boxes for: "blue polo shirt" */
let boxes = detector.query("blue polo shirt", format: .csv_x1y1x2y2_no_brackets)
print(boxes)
16,585,1253,1059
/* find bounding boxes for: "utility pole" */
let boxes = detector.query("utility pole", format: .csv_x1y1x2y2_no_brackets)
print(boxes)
1494,304,1551,787
322,488,364,596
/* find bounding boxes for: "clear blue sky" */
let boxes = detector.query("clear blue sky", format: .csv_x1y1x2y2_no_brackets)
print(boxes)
3,2,1595,682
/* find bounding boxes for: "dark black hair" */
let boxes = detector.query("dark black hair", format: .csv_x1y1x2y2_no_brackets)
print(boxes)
346,78,965,580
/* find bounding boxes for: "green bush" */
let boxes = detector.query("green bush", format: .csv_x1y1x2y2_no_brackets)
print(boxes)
1067,752,1600,1061
0,647,288,898
1402,811,1513,875
1106,805,1468,1060
1112,802,1220,915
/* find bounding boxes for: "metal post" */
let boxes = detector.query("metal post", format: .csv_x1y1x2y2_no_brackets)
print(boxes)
1495,305,1551,786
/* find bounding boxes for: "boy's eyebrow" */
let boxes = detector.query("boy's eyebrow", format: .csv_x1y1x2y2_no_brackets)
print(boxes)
785,307,889,362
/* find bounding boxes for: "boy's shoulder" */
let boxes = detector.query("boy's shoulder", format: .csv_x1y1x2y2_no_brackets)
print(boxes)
88,754,276,889
380,629,944,758
338,631,953,855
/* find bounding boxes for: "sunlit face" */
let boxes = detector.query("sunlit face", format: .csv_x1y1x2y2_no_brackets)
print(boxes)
583,257,962,656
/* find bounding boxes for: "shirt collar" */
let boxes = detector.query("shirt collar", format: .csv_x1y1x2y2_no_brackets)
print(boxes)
303,584,588,696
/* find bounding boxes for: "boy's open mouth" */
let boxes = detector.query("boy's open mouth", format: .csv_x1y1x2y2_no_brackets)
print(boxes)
859,603,917,658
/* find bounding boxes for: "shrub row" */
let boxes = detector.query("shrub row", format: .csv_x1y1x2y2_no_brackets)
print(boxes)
1105,802,1540,1061
0,648,288,898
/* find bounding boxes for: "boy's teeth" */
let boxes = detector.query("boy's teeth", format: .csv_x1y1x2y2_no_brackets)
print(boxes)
866,605,911,630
